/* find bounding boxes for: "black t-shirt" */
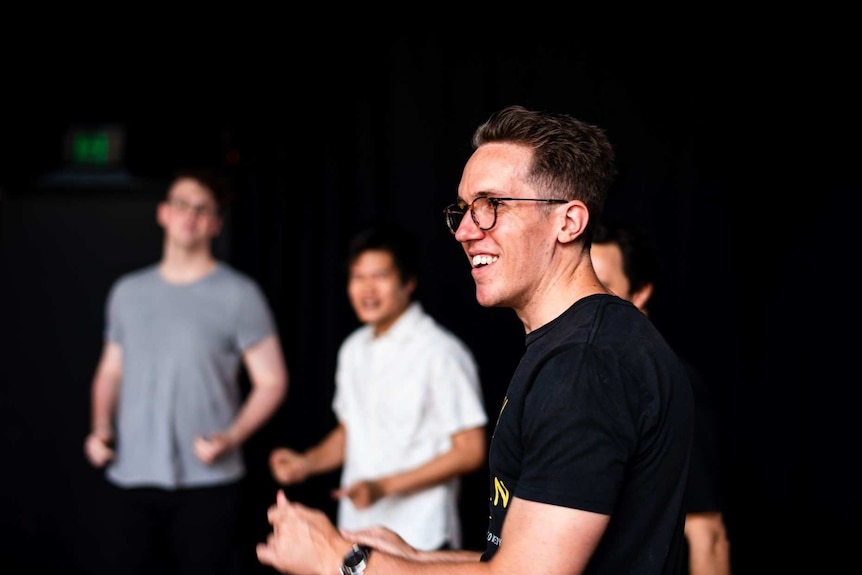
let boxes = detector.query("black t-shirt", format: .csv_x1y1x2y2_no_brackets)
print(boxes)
481,294,694,575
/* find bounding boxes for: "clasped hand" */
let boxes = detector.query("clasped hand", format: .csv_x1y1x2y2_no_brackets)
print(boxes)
257,490,419,574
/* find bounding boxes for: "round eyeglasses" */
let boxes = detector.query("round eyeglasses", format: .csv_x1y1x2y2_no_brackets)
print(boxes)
443,196,568,234
168,198,219,218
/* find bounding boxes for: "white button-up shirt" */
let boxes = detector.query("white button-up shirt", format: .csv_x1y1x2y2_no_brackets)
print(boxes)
333,302,487,550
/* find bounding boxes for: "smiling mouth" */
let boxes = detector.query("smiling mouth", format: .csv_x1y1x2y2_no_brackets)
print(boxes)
471,255,499,268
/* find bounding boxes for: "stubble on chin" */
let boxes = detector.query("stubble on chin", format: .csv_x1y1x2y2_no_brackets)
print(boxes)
474,285,500,308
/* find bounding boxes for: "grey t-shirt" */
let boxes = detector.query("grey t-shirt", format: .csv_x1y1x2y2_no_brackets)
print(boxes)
104,263,276,489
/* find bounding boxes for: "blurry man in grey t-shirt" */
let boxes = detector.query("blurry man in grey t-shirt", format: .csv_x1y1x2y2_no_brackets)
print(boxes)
83,167,289,575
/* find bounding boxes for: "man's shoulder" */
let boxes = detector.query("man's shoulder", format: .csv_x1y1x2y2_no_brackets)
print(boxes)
112,264,159,290
211,263,267,293
214,262,254,282
414,312,475,359
340,323,374,348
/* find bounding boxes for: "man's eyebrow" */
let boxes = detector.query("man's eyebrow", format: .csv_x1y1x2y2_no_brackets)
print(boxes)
459,191,496,202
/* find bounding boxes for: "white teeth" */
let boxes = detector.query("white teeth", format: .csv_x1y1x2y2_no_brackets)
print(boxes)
472,255,499,267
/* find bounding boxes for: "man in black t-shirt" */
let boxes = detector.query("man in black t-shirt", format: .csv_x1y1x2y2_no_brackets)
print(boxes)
592,220,731,575
256,106,694,575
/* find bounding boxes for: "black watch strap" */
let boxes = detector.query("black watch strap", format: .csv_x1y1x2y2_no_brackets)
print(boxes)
340,543,372,575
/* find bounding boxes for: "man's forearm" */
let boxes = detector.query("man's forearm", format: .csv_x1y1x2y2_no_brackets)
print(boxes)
227,381,286,445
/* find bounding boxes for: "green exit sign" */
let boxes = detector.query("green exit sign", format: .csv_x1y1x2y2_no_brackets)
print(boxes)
64,125,125,168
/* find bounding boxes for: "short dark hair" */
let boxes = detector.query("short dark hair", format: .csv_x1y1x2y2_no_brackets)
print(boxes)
592,219,659,296
170,167,233,214
472,105,616,243
345,220,420,287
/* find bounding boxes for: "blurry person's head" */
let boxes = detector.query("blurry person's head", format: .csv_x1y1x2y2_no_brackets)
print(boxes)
157,168,231,252
591,220,659,314
346,221,419,336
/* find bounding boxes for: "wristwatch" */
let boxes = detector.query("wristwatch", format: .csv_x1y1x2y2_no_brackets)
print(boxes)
340,543,372,575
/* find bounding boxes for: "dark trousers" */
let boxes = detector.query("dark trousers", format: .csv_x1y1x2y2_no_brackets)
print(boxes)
97,480,244,575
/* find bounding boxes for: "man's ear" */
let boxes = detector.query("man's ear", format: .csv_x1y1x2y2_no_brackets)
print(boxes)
559,201,589,244
209,216,224,237
404,278,418,297
631,282,654,311
156,200,169,228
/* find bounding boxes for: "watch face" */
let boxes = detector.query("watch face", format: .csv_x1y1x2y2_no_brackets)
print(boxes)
342,544,370,574
345,547,366,567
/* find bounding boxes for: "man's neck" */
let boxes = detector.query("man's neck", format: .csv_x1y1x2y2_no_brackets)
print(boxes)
370,302,413,338
159,246,217,284
517,255,607,334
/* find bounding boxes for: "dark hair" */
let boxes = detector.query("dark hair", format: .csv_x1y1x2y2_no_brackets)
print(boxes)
592,219,659,296
472,105,616,243
170,167,233,214
345,220,420,287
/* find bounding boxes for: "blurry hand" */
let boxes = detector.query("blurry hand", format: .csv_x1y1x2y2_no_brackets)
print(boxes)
333,479,385,509
194,432,235,464
341,524,419,560
269,447,311,485
84,430,115,467
257,490,346,574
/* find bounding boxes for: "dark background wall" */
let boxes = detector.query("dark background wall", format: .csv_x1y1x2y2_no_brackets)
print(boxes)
1,33,859,574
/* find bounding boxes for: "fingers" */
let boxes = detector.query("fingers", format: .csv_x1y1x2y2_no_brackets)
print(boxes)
270,450,307,485
84,434,114,467
331,487,347,500
259,491,348,573
268,448,285,467
256,541,276,567
193,436,218,464
334,482,375,509
267,490,293,524
272,462,294,484
267,491,327,525
343,525,416,559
